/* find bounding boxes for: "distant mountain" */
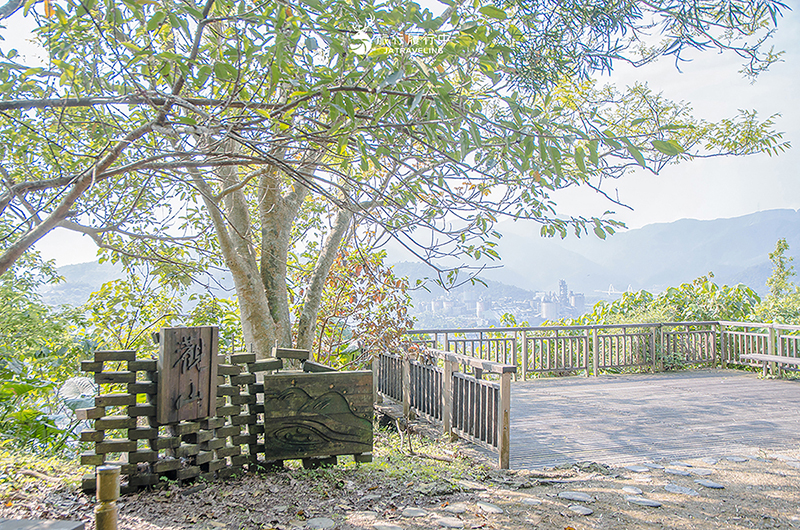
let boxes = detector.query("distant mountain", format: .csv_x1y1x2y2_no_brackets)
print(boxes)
391,261,536,303
479,209,800,296
42,209,800,308
41,261,123,306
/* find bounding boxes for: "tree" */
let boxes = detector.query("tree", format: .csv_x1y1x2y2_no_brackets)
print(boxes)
0,251,92,451
751,238,800,324
0,0,789,357
766,238,795,299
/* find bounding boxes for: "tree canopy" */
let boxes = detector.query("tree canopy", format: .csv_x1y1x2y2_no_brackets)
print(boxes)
0,0,790,355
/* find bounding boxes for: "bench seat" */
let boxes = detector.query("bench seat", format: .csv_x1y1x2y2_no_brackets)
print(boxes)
739,353,800,375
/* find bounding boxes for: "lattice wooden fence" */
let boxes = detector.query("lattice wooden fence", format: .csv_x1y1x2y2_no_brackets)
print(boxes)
78,327,372,494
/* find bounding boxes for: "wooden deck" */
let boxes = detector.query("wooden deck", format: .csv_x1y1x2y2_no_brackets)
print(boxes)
509,369,800,469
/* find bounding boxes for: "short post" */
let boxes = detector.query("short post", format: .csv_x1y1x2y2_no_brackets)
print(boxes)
402,356,412,418
768,326,776,376
372,357,382,404
591,327,599,377
498,371,512,469
720,323,727,368
651,326,658,371
584,328,591,376
96,465,120,530
521,330,528,381
442,357,456,439
711,324,717,366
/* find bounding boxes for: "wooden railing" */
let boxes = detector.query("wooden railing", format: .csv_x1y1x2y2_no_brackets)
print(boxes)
375,349,515,468
719,321,800,374
406,321,800,378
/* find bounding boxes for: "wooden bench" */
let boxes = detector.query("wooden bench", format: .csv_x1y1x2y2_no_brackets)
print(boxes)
739,353,800,376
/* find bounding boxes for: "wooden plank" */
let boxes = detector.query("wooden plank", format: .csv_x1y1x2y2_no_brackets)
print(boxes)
272,347,311,360
259,371,373,461
127,428,157,440
157,326,219,424
217,363,242,376
95,371,136,384
248,359,282,372
230,374,257,385
127,404,156,417
230,352,257,364
128,451,158,463
302,360,336,372
76,407,105,421
128,360,157,372
94,394,136,407
498,372,511,469
81,360,103,372
95,440,137,454
740,353,800,365
94,416,136,430
95,350,137,362
127,382,157,394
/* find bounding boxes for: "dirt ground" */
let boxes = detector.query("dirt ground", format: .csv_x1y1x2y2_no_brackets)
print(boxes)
1,431,799,530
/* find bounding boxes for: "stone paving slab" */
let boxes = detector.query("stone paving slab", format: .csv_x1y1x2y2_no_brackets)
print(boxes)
510,369,800,469
0,521,84,530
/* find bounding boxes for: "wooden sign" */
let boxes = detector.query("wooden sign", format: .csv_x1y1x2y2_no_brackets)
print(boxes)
157,326,219,424
261,371,373,461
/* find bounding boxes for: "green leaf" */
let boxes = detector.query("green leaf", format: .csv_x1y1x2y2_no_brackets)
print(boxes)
602,131,621,150
625,141,646,167
479,6,507,19
305,37,319,52
410,92,424,112
593,225,607,239
214,62,237,82
588,140,599,165
574,146,586,172
147,11,167,32
196,64,212,88
651,139,685,156
378,69,404,91
460,129,470,158
630,117,646,126
121,42,142,54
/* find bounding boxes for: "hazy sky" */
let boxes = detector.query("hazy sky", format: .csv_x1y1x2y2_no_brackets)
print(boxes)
552,4,800,230
2,3,798,266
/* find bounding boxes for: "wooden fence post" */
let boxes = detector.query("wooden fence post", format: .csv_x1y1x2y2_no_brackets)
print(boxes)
498,371,511,469
659,326,665,371
521,331,528,381
768,326,776,377
720,324,727,368
442,357,456,439
651,326,658,372
711,323,717,366
372,357,382,404
96,465,120,530
591,327,599,377
402,356,412,418
584,328,591,376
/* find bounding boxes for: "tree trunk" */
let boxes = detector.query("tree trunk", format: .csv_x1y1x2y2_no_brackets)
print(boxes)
295,206,353,352
188,162,276,357
258,166,306,348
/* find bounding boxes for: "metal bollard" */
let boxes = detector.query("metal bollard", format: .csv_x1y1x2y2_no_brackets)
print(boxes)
96,465,120,530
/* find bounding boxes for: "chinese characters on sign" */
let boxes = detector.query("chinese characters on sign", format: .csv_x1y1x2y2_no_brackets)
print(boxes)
157,326,218,424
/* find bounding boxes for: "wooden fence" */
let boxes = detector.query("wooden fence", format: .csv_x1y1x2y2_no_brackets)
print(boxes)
79,335,372,495
375,350,514,468
406,321,800,378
